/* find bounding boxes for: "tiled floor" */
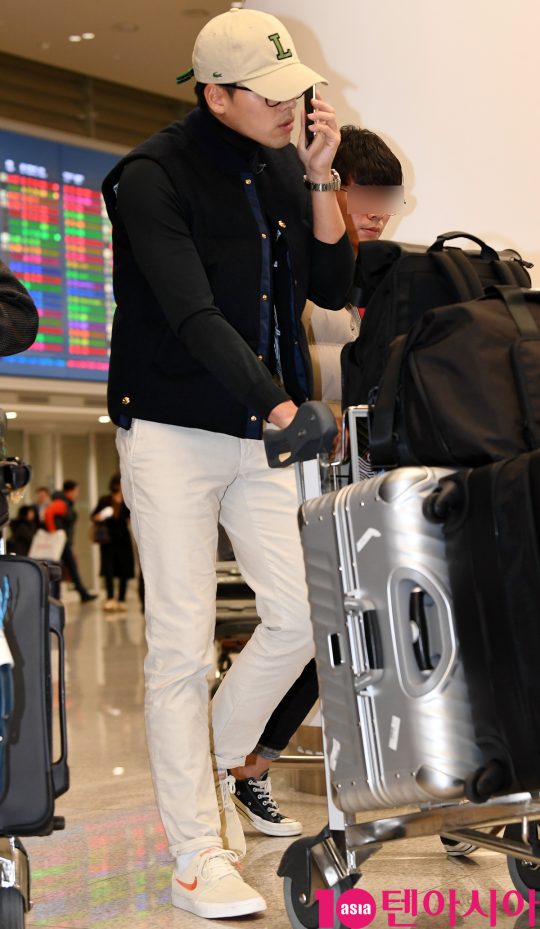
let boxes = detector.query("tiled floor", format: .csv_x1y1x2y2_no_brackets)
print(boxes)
16,592,539,929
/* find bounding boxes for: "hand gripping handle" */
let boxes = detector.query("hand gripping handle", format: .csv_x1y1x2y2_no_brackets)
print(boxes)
264,401,337,468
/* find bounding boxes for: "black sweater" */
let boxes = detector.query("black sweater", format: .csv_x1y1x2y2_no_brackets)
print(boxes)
102,108,354,438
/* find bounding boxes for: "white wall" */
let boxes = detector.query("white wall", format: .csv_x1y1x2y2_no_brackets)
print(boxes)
248,0,540,284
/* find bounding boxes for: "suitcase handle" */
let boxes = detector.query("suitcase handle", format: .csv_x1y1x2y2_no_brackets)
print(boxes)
343,597,384,690
264,401,337,468
410,587,436,672
49,600,69,797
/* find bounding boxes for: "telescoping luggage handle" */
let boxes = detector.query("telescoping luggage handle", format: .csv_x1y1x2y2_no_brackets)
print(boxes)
263,401,337,469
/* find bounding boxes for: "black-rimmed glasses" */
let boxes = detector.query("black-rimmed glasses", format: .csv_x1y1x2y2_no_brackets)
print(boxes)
221,84,303,108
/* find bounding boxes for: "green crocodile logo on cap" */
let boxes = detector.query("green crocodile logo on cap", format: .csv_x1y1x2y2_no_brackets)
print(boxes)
213,70,223,77
268,33,292,60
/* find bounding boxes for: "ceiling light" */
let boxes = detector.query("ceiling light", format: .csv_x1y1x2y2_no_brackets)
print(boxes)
5,411,17,420
69,35,82,42
98,415,111,424
82,33,95,40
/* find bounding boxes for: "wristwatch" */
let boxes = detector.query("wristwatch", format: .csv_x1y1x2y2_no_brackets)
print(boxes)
303,169,341,192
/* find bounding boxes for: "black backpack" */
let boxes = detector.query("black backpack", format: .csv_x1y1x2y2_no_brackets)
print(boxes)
369,285,540,469
341,231,532,410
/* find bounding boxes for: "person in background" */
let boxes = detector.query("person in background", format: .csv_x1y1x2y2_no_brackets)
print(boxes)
229,126,404,837
7,504,38,556
34,485,51,528
91,473,135,612
102,6,353,918
45,479,97,603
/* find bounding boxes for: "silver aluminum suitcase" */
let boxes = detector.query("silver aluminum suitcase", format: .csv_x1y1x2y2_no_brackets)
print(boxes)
300,465,483,813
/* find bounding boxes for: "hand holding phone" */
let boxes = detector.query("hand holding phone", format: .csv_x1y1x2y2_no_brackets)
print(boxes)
304,85,317,148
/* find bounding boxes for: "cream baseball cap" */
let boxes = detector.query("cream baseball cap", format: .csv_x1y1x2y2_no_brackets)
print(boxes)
177,8,327,101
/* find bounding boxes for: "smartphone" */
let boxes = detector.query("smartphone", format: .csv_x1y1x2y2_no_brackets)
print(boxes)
304,85,316,147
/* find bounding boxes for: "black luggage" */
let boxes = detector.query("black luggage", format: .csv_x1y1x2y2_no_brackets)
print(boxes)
425,451,540,800
0,626,13,800
341,231,532,410
369,285,540,469
0,557,68,835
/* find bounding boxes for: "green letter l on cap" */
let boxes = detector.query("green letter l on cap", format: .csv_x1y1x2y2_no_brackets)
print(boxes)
268,32,292,60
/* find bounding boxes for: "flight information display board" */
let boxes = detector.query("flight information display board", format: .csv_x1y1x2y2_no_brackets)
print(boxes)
0,128,119,381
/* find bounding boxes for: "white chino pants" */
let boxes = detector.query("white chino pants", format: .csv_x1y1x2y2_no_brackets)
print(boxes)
117,419,314,856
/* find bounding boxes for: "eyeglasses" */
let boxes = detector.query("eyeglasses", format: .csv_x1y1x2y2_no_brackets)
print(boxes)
341,184,406,216
221,84,303,108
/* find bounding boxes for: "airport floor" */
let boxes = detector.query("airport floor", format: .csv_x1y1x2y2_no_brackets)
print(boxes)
21,589,538,929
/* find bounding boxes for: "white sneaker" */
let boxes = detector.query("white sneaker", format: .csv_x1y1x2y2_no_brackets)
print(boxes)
216,774,247,858
171,847,266,918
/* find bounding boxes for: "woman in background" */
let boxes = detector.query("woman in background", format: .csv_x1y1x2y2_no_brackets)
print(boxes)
7,504,38,556
91,473,134,612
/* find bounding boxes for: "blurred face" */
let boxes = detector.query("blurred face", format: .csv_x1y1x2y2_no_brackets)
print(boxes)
336,182,404,253
206,84,297,149
337,190,389,252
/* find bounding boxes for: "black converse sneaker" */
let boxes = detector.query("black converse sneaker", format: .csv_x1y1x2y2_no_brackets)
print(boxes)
232,770,302,837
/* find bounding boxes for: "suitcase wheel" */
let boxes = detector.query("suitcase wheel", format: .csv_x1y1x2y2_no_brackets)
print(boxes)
283,875,341,929
278,831,358,929
0,887,26,929
464,759,509,803
504,823,540,903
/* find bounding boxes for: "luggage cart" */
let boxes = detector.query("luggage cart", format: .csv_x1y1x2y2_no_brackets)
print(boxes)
264,401,540,929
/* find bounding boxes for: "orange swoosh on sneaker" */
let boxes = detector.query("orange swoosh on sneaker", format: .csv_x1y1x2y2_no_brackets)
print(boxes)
175,877,198,891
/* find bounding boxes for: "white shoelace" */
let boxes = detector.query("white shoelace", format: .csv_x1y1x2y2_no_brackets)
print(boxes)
199,848,241,882
249,775,281,818
218,774,237,811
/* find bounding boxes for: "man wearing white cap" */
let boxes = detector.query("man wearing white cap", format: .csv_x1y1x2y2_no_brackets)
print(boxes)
102,6,353,919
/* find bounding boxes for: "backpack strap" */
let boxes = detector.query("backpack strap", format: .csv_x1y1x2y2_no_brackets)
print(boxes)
368,333,409,467
488,285,540,447
429,249,485,301
492,259,520,285
488,284,538,335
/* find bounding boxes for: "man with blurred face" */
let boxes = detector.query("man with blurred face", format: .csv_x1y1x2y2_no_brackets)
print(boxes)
102,7,353,919
228,129,405,835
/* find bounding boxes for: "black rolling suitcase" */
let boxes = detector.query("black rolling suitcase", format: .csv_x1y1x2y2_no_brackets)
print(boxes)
426,450,540,801
0,625,14,799
0,556,68,835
